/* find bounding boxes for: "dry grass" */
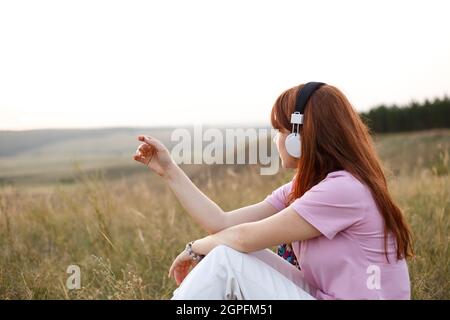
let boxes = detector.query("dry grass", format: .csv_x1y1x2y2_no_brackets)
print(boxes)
0,129,448,299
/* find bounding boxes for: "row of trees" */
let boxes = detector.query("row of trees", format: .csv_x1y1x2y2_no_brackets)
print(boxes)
360,96,450,133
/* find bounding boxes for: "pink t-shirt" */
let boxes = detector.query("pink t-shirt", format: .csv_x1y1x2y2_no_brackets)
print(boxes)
264,170,411,300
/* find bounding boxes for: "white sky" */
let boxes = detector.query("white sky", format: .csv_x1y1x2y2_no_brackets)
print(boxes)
1,0,449,130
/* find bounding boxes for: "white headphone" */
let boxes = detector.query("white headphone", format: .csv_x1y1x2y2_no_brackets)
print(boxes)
285,82,326,158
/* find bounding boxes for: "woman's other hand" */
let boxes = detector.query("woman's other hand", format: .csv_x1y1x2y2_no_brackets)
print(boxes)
168,249,200,286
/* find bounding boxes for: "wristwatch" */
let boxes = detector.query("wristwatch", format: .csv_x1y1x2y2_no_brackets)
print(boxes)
185,240,205,262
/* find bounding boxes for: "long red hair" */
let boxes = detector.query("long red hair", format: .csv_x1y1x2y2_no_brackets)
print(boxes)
271,83,413,261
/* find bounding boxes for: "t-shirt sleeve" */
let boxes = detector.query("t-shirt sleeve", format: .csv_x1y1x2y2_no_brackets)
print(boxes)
263,181,293,211
290,176,366,239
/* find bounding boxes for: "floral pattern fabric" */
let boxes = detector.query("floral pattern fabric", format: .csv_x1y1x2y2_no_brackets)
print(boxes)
277,243,301,270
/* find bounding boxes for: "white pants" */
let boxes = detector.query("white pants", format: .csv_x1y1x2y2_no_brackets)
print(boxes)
170,244,316,300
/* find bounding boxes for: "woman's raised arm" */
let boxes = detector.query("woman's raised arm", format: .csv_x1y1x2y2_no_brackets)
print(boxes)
134,135,279,234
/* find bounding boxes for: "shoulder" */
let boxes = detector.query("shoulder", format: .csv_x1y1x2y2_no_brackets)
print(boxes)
291,170,370,239
323,170,365,188
308,170,369,204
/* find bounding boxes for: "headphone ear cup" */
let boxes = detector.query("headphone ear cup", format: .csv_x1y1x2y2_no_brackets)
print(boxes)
285,133,301,158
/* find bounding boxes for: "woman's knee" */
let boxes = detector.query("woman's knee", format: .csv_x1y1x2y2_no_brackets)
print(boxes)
205,245,247,271
200,245,244,267
208,244,241,258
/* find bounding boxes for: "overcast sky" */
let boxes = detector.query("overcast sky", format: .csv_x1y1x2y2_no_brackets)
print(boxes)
1,0,449,130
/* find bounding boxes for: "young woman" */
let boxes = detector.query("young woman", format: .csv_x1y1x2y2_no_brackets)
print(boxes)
133,83,413,300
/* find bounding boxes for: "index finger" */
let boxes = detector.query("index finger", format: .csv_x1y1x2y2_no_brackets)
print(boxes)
138,135,163,151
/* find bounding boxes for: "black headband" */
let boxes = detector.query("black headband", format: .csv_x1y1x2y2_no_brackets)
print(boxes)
294,81,326,115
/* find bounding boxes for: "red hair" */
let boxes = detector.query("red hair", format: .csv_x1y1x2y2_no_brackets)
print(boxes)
271,84,413,261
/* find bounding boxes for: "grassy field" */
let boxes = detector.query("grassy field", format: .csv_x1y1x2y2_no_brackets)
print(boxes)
0,129,449,299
